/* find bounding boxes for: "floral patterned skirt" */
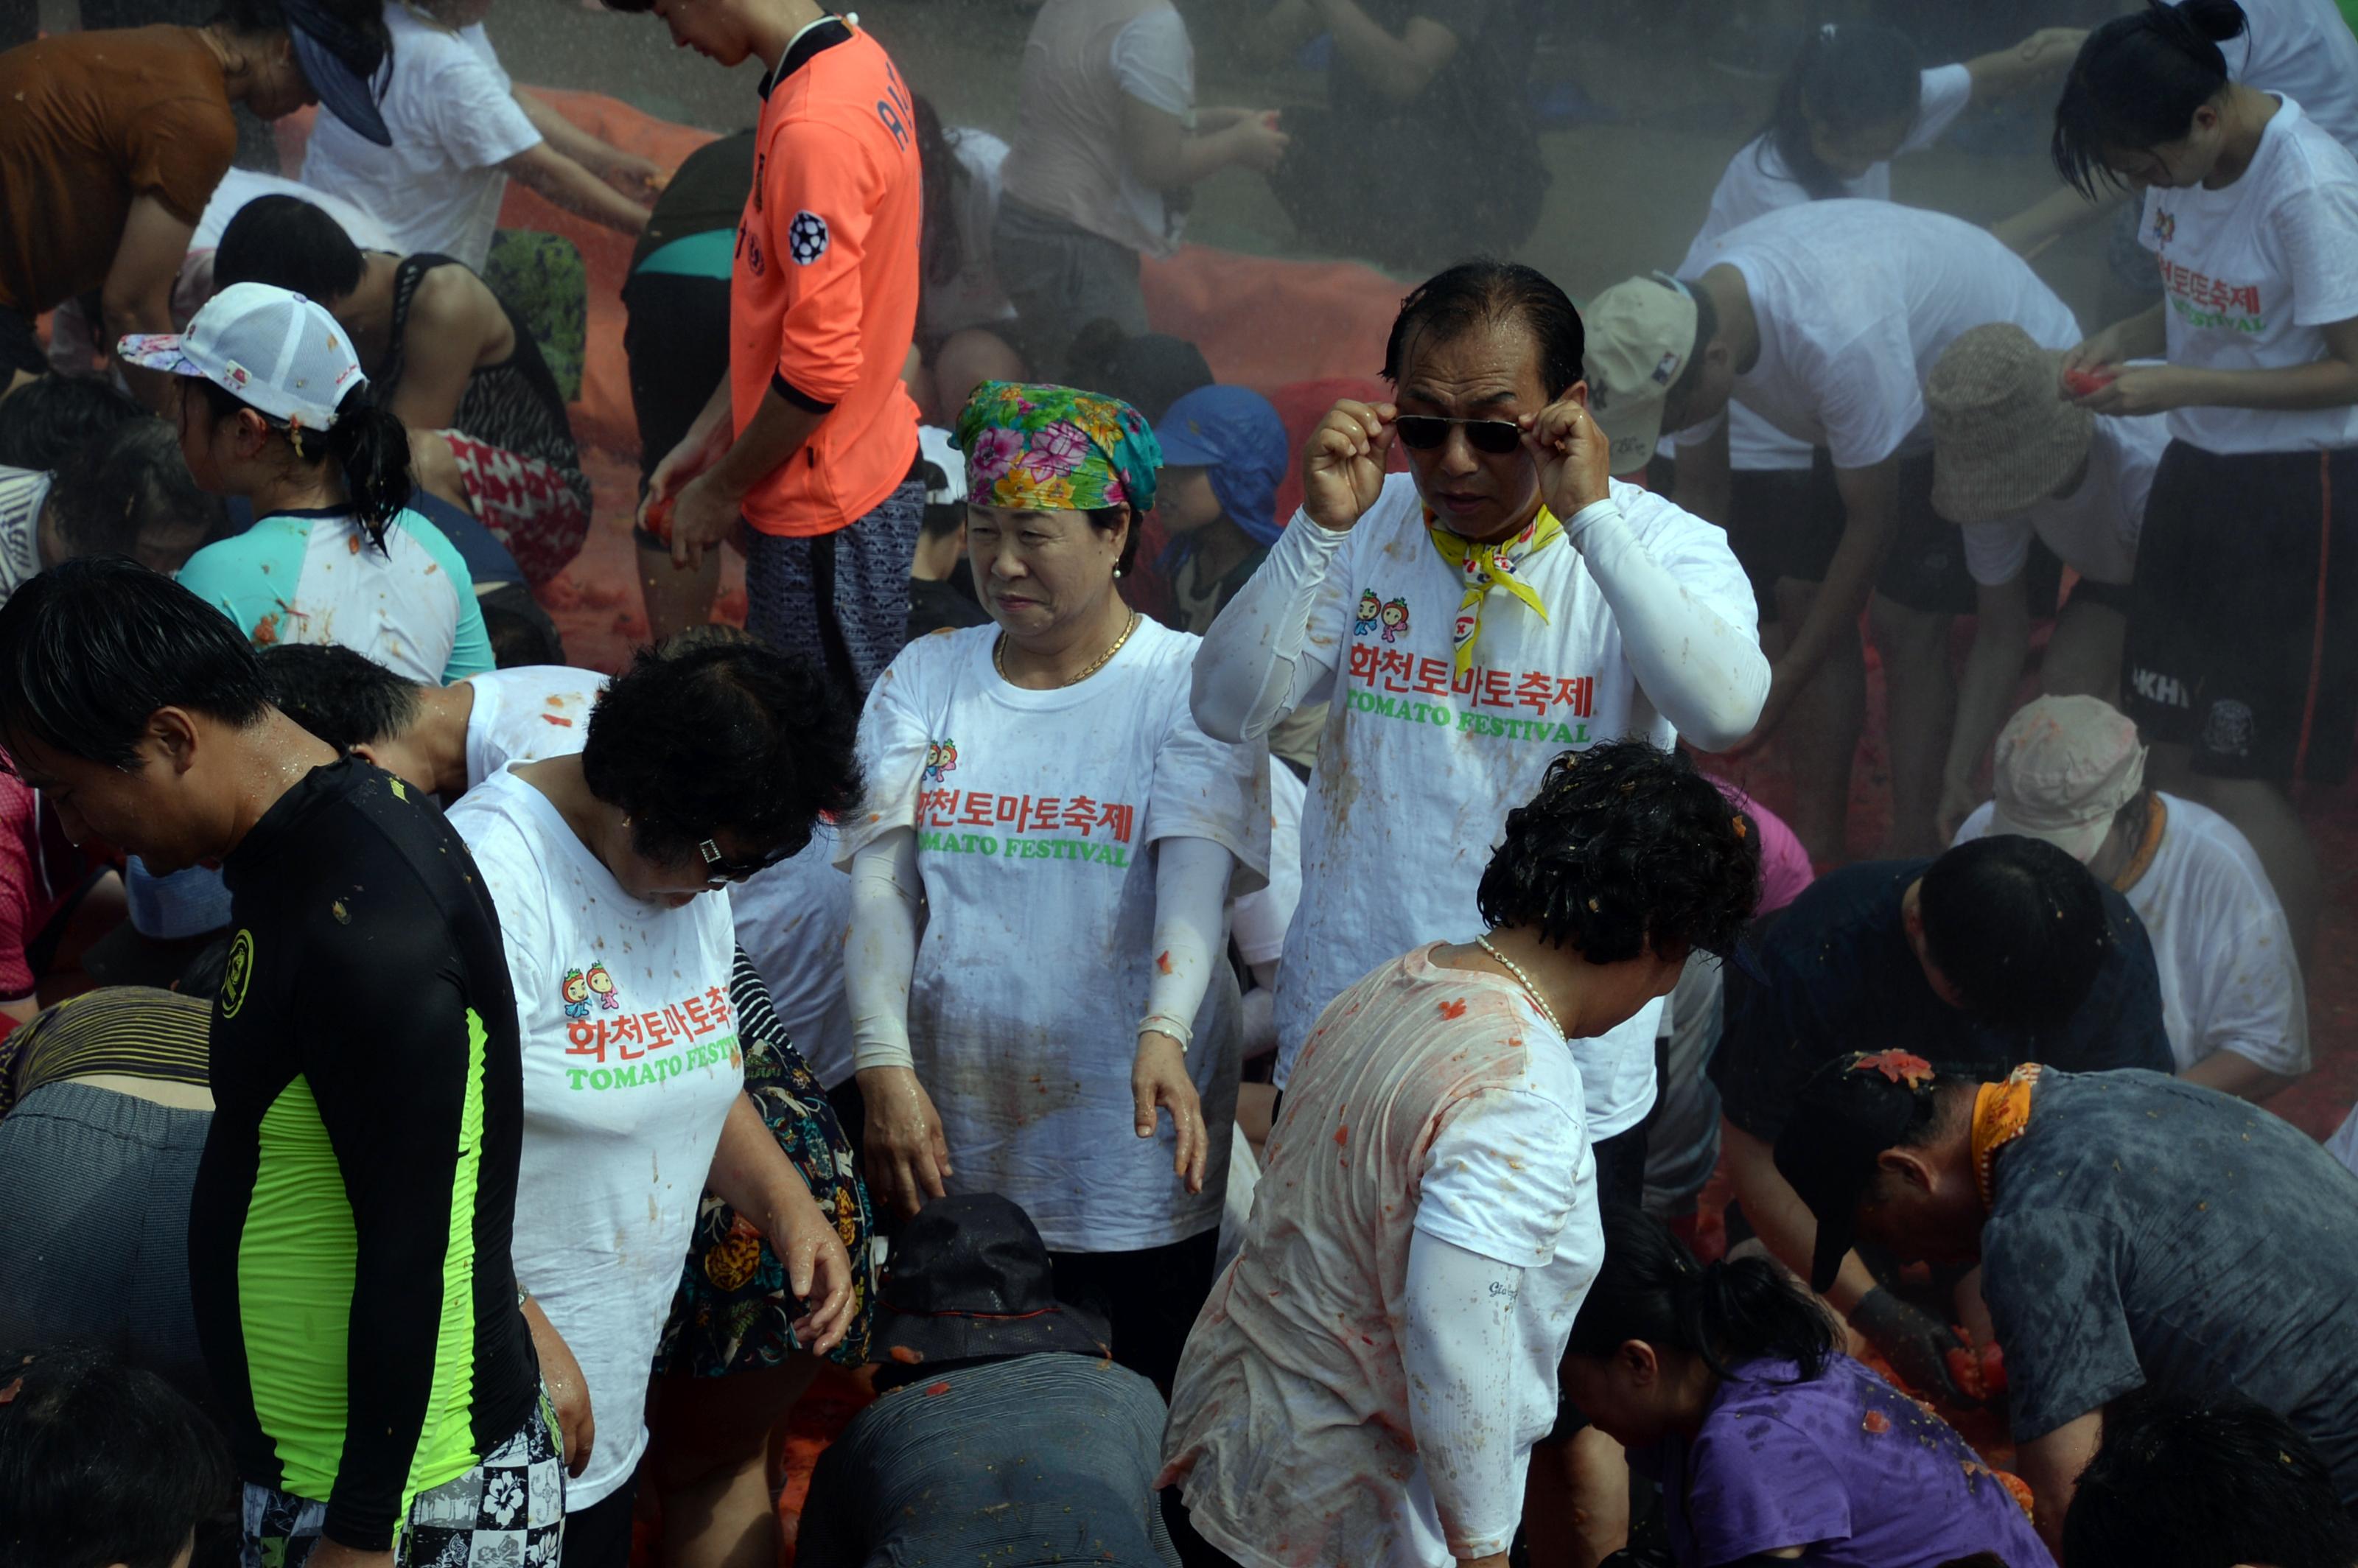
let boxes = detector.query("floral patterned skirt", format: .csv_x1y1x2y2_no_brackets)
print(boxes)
653,948,876,1376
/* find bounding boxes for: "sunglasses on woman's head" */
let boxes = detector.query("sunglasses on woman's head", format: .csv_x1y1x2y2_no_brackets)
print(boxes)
1391,416,1526,455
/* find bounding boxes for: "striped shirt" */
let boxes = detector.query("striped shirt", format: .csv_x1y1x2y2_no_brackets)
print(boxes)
0,465,51,611
0,984,210,1116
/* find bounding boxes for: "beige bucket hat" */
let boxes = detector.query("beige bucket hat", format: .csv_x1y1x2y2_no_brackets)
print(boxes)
1925,322,2095,525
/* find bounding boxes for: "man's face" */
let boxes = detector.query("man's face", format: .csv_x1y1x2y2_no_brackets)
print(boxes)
1659,342,1737,440
4,724,223,872
650,0,754,66
1393,319,1553,543
1851,1160,1984,1267
1900,880,1967,1009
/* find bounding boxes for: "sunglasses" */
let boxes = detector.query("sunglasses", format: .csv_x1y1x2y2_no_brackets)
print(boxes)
1393,415,1527,455
695,836,799,889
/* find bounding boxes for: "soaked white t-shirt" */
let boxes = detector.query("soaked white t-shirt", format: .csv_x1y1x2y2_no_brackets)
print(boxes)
1681,200,2082,469
1678,63,1974,473
1958,792,2308,1077
1270,474,1758,1141
1164,945,1600,1568
459,665,606,788
2138,95,2358,454
839,617,1267,1250
731,830,857,1091
450,766,745,1511
1959,413,2166,587
2228,0,2358,154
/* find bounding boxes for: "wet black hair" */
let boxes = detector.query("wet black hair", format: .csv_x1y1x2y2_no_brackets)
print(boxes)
0,1343,237,1568
581,640,863,867
2065,1391,2358,1568
257,642,423,752
481,592,568,668
1756,24,1925,201
192,377,412,550
0,377,142,472
1565,1206,1837,1381
2053,0,2248,197
1383,259,1586,402
1917,835,2110,1029
47,419,232,567
0,558,270,771
1063,321,1214,425
213,195,369,304
913,96,968,293
1476,739,1760,963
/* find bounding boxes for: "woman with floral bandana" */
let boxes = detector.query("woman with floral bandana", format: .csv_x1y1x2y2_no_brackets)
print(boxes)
840,381,1267,1389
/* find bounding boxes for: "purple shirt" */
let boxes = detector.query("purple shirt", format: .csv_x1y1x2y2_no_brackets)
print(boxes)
1630,1355,2054,1568
1709,776,1813,914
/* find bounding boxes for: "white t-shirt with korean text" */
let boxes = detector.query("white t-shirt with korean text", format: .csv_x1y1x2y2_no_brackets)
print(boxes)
1681,201,2082,469
449,766,745,1511
1679,63,1975,472
2228,0,2358,155
839,618,1268,1251
1959,413,2167,588
1270,473,1758,1142
2138,96,2358,454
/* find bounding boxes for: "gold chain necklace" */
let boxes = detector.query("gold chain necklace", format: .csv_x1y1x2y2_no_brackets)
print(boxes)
995,611,1141,689
1476,934,1564,1037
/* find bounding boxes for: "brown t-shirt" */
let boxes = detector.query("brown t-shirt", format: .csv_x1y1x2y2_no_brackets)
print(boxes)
0,27,237,313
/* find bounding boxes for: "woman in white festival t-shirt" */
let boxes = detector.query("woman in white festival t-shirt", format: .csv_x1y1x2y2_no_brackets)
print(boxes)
449,640,860,1567
841,381,1267,1390
2054,0,2358,970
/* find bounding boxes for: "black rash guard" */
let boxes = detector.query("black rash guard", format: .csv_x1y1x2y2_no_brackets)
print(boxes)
189,757,538,1550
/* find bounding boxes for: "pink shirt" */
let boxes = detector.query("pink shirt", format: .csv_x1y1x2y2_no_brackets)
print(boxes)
1711,775,1813,914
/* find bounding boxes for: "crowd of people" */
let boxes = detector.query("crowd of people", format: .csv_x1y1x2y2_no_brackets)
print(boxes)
4,0,2358,1567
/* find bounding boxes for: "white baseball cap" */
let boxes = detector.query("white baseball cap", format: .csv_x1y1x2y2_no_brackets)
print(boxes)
1987,695,2148,864
1582,273,1698,477
119,282,367,432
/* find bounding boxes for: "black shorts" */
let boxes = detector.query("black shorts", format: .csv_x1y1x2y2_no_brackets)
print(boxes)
620,267,730,489
1721,450,1973,616
2124,440,2358,784
0,304,46,382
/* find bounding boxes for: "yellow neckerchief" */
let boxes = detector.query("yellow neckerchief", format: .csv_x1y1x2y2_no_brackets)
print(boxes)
1424,505,1564,676
2109,793,2167,895
1970,1063,2045,1211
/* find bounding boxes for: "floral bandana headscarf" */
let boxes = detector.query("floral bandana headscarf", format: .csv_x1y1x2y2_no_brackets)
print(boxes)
954,381,1163,516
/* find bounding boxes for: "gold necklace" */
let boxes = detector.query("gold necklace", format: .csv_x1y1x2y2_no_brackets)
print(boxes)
1476,934,1564,1037
995,610,1140,689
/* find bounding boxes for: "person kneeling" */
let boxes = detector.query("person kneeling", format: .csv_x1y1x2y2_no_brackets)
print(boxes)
1158,740,1761,1568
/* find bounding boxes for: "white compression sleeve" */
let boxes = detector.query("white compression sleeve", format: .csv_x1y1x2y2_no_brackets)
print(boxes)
1141,836,1235,1040
846,828,923,1072
1402,1228,1554,1559
1189,511,1348,743
1562,497,1772,752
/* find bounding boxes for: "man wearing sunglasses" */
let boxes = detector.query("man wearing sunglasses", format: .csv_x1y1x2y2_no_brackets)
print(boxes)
1191,256,1767,1561
1584,204,2083,864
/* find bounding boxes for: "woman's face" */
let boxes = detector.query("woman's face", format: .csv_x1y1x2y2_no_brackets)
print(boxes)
608,824,784,909
1808,113,1911,183
171,388,241,498
1555,1345,1679,1449
968,504,1125,638
1393,318,1550,542
2104,116,2225,191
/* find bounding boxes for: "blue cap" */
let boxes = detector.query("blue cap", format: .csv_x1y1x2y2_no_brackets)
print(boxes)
1153,385,1290,547
282,0,393,147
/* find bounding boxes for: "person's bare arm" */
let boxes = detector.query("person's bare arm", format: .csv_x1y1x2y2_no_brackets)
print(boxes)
382,270,503,433
1722,1120,1880,1313
2079,315,2358,418
1962,27,2086,100
664,387,828,567
1940,575,2033,844
1991,183,2130,262
500,140,651,236
1121,97,1290,188
2064,304,2169,379
2181,1048,2298,1102
514,88,667,205
0,995,35,1027
102,195,199,411
1309,0,1460,104
2018,1408,2105,1560
1732,457,1897,752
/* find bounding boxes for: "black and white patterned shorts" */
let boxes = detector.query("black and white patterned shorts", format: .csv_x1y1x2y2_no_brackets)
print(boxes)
242,1393,565,1567
743,475,925,695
